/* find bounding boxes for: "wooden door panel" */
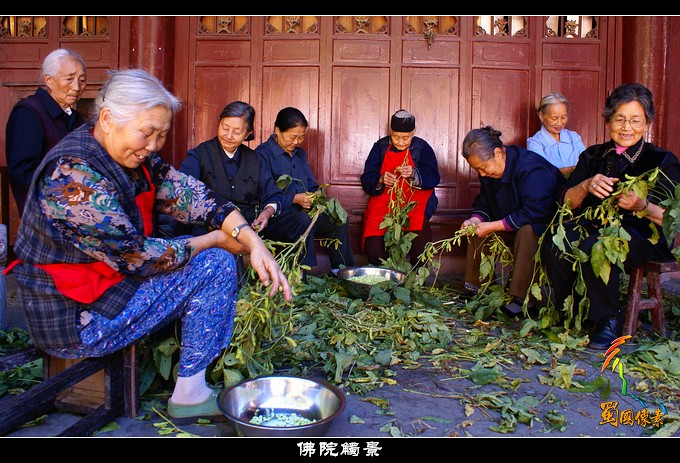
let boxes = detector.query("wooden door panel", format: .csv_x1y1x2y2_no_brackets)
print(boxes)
263,40,320,63
0,43,52,67
402,40,460,64
329,67,390,184
261,67,319,175
192,67,251,149
333,39,390,63
471,68,530,147
401,67,461,210
195,40,251,64
542,42,600,68
540,70,602,148
472,41,530,67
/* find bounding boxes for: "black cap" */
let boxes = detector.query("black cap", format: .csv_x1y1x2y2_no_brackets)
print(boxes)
390,109,416,132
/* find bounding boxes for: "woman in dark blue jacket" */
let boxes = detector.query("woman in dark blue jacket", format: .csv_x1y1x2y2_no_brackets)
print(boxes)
460,126,561,317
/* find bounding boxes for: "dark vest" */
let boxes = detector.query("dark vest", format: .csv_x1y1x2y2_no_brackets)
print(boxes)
194,138,260,224
15,91,85,155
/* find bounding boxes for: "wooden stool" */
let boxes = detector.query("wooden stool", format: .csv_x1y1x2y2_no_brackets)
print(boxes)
623,260,679,338
0,344,139,436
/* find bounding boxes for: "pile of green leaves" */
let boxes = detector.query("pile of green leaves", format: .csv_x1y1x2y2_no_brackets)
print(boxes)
0,326,42,398
273,275,454,394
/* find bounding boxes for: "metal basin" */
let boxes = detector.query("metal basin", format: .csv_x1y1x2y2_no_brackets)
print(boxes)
217,375,346,437
336,266,406,300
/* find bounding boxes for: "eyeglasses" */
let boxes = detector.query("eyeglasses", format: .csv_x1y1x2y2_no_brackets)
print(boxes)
610,116,646,129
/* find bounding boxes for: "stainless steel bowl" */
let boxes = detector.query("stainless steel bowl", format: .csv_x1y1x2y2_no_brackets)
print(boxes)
217,376,346,437
336,266,406,300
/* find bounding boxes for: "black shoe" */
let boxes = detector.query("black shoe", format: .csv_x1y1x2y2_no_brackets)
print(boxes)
588,315,623,350
500,300,524,318
500,298,538,319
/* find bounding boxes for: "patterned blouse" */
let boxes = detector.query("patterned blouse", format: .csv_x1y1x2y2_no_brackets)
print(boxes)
38,154,234,276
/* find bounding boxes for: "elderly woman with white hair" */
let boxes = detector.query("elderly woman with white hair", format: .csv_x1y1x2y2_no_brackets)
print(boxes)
10,68,292,420
6,48,88,215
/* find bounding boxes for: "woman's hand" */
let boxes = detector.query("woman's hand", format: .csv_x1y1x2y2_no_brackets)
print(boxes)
381,171,398,188
587,174,619,199
473,221,503,238
252,206,275,232
206,210,294,301
461,217,481,229
213,226,292,301
395,165,414,179
246,238,293,301
616,190,645,212
293,192,313,210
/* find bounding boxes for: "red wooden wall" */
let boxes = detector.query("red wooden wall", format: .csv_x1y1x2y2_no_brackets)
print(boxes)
2,15,677,271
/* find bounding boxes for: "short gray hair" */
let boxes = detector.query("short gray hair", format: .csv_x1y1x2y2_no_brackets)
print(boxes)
40,48,86,81
537,92,569,114
92,68,182,124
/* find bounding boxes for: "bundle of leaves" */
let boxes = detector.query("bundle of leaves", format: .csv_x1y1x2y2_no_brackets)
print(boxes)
525,167,677,332
205,268,455,395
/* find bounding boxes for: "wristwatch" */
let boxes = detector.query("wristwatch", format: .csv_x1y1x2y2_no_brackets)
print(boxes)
231,223,251,240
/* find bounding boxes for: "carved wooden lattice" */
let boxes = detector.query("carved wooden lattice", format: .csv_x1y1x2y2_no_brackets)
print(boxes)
61,17,109,37
265,16,319,34
197,16,250,35
545,16,598,39
0,16,47,39
475,16,527,37
335,16,389,34
404,16,458,49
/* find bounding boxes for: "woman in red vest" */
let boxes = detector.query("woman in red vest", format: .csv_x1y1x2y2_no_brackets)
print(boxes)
360,110,440,268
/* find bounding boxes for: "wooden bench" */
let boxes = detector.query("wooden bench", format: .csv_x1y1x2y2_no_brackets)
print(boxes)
623,259,680,338
0,344,139,436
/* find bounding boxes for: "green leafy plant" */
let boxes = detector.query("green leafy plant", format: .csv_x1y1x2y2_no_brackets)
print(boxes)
379,183,418,273
0,327,41,398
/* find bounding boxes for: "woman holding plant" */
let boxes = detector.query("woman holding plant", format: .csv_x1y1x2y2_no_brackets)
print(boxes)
256,107,356,274
360,110,440,268
10,69,292,421
460,126,562,318
541,83,680,350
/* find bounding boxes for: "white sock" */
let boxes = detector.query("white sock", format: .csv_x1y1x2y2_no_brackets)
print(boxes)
169,369,212,405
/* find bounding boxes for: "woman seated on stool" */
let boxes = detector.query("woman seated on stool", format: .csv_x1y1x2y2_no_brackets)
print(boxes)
540,83,680,350
10,69,291,420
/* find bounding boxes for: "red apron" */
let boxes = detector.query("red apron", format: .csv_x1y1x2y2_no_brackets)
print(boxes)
4,164,156,304
360,146,432,251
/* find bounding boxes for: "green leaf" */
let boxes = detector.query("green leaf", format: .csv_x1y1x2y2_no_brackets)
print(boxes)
275,174,294,190
467,362,501,385
569,375,609,393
